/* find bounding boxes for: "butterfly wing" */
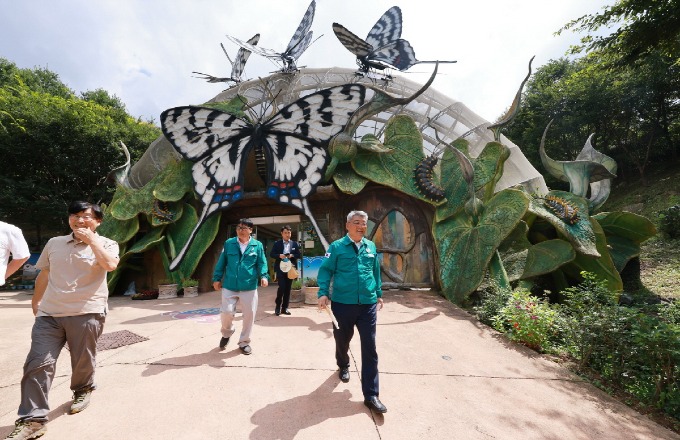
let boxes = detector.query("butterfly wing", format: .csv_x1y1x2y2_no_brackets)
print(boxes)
226,34,282,60
332,23,372,57
160,107,253,211
370,39,418,71
365,6,402,50
286,31,314,63
284,0,315,59
231,33,260,81
260,84,368,208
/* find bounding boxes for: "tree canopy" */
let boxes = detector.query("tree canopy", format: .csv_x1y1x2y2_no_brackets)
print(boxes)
0,58,161,248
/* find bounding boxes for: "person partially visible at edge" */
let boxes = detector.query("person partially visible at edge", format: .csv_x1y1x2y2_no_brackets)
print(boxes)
269,225,301,316
6,201,119,440
212,218,269,355
317,210,387,414
0,221,31,287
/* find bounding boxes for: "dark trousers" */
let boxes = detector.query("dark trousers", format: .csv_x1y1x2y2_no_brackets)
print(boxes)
275,272,292,310
18,314,105,423
331,302,379,398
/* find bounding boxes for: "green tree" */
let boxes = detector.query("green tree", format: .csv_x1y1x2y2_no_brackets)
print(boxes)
0,59,160,248
559,0,680,63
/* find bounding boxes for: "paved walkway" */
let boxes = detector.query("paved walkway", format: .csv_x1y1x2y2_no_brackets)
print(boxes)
0,287,677,440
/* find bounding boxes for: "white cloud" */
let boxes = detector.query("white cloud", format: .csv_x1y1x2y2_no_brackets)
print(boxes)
0,0,611,122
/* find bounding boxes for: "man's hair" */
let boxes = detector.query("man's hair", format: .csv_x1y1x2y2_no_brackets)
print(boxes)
281,225,292,232
238,218,254,228
346,210,368,222
68,201,103,220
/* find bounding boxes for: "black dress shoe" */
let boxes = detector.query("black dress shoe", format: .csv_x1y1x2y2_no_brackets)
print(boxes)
275,306,281,316
219,337,230,349
240,345,252,355
282,309,291,315
339,368,350,383
364,396,387,413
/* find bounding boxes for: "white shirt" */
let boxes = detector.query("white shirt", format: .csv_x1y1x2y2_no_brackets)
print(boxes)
283,240,291,254
0,221,31,286
238,237,251,254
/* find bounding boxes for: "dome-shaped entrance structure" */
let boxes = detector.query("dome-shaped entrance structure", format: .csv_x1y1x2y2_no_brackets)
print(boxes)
129,67,546,194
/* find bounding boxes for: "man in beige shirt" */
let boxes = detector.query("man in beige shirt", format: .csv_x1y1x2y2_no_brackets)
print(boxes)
6,201,118,440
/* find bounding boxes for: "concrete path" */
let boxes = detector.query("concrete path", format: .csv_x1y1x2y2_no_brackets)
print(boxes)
0,287,677,440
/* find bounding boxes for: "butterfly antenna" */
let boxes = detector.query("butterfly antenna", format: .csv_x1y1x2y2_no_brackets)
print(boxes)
220,42,235,68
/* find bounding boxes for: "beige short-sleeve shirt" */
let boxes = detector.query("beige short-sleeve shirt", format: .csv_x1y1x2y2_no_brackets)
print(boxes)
35,233,119,317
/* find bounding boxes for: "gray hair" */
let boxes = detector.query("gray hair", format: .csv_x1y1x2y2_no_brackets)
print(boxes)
346,210,368,222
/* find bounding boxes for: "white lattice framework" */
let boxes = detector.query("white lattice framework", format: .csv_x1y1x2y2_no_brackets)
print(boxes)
129,67,547,193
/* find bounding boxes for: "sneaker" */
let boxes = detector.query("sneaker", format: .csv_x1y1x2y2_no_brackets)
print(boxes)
219,337,230,349
240,345,252,355
69,389,92,414
6,421,46,439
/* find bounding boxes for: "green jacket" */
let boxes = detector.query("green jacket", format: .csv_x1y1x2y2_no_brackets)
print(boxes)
318,235,382,304
212,237,268,291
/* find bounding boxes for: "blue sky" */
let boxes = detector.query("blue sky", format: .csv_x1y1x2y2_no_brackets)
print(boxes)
0,0,612,123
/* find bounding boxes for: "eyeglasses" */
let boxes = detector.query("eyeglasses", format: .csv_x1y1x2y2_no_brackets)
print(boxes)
70,214,95,221
236,226,252,230
350,221,367,226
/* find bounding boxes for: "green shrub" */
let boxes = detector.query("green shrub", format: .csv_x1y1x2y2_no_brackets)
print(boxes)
473,284,512,327
181,278,199,288
291,279,302,290
658,205,680,238
492,289,557,351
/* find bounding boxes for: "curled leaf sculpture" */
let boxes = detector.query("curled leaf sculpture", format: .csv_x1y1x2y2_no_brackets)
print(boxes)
539,120,617,208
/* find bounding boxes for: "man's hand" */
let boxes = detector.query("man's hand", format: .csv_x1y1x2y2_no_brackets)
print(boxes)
212,281,222,291
377,297,384,311
279,254,287,259
318,295,329,310
73,227,97,245
261,278,269,287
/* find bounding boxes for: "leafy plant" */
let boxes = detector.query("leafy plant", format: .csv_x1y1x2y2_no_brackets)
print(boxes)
158,279,175,285
291,279,302,290
304,277,318,287
492,289,557,351
181,278,199,288
473,283,512,327
659,205,680,239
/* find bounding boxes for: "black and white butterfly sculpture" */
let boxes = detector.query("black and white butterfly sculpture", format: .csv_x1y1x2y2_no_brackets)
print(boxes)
192,34,260,84
226,0,316,73
161,64,440,270
333,6,455,73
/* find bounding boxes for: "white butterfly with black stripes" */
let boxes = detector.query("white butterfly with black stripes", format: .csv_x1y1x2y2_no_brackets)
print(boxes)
227,0,316,73
160,83,367,270
333,6,456,73
193,34,260,84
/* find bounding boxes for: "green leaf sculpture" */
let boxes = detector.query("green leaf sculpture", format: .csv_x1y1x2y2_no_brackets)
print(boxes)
332,162,369,194
563,218,623,292
97,202,139,244
434,188,529,304
592,211,657,272
539,120,616,201
106,226,166,292
521,239,576,279
574,134,617,212
109,158,193,221
528,190,599,257
352,115,435,204
164,203,221,281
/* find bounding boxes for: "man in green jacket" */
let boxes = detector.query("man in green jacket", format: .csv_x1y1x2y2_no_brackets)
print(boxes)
317,210,386,414
212,218,268,355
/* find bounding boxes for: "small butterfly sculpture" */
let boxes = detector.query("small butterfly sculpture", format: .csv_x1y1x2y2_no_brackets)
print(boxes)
333,6,456,73
160,83,367,270
226,0,316,73
193,34,260,84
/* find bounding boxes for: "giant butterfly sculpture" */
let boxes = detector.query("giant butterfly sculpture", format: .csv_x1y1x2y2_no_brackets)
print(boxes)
333,6,455,73
161,84,366,270
226,0,316,73
193,34,260,84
